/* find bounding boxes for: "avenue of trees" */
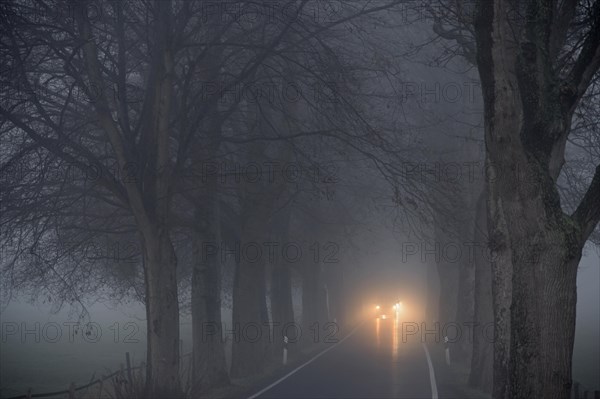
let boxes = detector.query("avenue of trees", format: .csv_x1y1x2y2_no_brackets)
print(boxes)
1,1,599,399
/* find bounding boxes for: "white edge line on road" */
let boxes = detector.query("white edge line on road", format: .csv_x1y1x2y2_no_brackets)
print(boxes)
421,342,439,399
247,322,364,399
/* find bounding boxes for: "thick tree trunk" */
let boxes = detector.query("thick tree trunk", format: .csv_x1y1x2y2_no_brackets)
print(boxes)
191,243,229,393
469,191,494,393
509,225,581,398
472,2,600,397
487,163,514,399
435,225,460,328
454,218,476,365
426,259,440,323
534,255,579,398
142,230,182,398
190,39,229,390
230,212,269,378
229,131,292,376
302,260,324,346
454,175,481,366
485,158,583,399
76,2,181,396
482,133,585,399
191,186,229,393
268,205,295,362
474,4,521,396
230,259,268,377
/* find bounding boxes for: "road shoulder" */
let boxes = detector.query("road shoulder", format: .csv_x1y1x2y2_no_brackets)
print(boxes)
427,342,491,399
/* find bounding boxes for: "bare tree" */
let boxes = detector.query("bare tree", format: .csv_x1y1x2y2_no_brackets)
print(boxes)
472,1,600,398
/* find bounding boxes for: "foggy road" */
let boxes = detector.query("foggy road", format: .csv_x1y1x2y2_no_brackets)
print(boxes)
250,317,438,399
3,1,600,398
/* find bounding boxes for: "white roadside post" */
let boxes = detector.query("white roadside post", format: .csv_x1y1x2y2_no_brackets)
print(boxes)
444,336,450,365
283,335,289,365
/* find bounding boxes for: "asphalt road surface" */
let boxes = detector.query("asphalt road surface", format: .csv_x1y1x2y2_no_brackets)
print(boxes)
250,316,438,399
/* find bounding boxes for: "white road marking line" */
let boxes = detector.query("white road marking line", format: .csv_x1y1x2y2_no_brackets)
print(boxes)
422,343,439,399
247,323,363,399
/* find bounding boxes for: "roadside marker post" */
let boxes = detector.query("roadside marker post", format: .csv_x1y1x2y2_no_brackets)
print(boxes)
283,335,289,365
444,336,450,365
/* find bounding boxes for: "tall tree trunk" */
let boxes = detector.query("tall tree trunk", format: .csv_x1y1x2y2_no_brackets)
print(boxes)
510,230,581,398
76,1,182,396
487,161,514,399
454,140,481,366
191,185,229,393
484,161,582,399
434,224,461,328
142,230,182,398
472,2,600,397
474,4,521,396
426,259,440,323
301,259,322,347
190,32,229,390
270,208,295,360
230,211,269,378
454,218,476,365
229,121,292,376
469,191,493,393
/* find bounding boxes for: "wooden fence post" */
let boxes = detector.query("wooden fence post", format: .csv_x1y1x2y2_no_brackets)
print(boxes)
574,382,580,399
125,352,133,384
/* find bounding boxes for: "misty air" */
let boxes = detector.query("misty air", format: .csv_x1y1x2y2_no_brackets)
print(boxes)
1,1,599,399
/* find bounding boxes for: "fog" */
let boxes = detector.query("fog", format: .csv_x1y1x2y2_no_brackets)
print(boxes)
1,1,599,398
2,248,598,396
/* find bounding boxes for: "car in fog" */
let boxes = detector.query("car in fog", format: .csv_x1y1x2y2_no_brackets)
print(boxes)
374,300,403,319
